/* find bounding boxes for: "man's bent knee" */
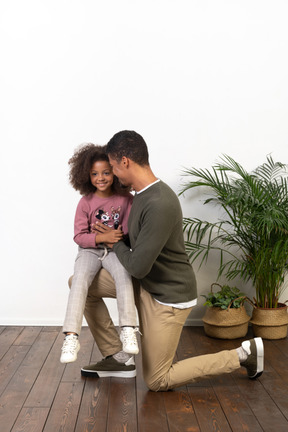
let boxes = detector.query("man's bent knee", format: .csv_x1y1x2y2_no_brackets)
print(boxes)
145,374,169,392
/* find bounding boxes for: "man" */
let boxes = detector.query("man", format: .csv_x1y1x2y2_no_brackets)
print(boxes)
80,130,264,391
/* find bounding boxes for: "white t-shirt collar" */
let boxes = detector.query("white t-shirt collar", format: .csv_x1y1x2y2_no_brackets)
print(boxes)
136,178,160,195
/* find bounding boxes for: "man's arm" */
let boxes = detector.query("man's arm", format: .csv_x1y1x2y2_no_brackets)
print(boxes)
113,204,177,279
92,205,172,279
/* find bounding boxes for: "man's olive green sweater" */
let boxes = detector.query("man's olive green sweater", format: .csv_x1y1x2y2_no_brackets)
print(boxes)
113,180,197,304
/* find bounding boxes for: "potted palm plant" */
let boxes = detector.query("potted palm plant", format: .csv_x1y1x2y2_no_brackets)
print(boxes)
202,283,250,339
180,155,288,339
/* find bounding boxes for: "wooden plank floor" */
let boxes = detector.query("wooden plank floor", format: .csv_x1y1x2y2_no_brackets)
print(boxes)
1,326,288,432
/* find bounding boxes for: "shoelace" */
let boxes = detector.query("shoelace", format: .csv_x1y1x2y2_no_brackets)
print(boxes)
121,327,142,344
62,336,78,353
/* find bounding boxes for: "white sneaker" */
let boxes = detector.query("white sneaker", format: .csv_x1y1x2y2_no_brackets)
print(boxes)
120,327,139,355
60,334,80,363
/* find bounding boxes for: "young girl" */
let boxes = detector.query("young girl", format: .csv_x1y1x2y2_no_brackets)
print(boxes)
61,143,139,363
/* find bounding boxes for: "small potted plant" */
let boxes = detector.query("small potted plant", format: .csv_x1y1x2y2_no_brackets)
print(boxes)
202,283,250,339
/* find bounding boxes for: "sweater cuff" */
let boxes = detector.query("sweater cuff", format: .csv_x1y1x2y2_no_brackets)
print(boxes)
113,240,127,253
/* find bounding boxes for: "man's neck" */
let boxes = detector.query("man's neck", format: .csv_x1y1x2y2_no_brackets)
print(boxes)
137,178,160,194
132,166,158,192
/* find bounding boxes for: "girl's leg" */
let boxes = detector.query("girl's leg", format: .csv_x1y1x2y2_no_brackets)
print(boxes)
102,252,138,327
83,268,123,357
102,252,139,355
63,247,102,335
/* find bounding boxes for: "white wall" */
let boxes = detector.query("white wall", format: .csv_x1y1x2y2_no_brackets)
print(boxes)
0,0,287,326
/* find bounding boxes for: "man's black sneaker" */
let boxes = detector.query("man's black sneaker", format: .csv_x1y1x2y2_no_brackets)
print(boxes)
81,355,136,378
240,337,264,379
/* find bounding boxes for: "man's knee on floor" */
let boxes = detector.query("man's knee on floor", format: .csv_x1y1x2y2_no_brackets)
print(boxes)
144,373,169,392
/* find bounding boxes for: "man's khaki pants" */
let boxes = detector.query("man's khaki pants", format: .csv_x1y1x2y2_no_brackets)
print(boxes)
83,269,241,391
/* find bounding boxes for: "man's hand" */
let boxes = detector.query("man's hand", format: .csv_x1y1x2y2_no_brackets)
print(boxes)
92,222,123,247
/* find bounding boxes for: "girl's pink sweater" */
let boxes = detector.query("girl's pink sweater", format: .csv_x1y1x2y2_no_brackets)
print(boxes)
74,193,133,248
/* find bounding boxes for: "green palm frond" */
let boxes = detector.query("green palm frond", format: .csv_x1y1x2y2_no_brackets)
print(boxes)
180,155,288,308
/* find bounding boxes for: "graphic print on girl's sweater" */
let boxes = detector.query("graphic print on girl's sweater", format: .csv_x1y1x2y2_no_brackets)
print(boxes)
73,193,133,249
95,206,121,229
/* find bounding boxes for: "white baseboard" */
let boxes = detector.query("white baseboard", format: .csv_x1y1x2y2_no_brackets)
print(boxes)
0,318,88,326
1,318,203,327
184,318,203,326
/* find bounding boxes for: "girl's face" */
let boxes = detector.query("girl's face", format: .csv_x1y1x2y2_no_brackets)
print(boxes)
90,160,114,197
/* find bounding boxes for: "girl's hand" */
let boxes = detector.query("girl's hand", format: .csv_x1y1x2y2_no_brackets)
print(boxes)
92,222,123,246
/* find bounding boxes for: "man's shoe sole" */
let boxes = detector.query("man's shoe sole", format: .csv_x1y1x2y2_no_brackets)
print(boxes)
242,337,264,379
81,368,136,378
253,337,264,378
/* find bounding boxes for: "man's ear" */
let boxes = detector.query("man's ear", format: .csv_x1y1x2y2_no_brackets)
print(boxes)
122,156,129,167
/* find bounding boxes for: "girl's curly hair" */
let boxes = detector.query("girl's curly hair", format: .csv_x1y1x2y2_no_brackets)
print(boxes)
68,143,129,196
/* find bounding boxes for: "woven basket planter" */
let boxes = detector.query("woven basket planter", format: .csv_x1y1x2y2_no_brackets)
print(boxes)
250,303,288,340
202,306,250,339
